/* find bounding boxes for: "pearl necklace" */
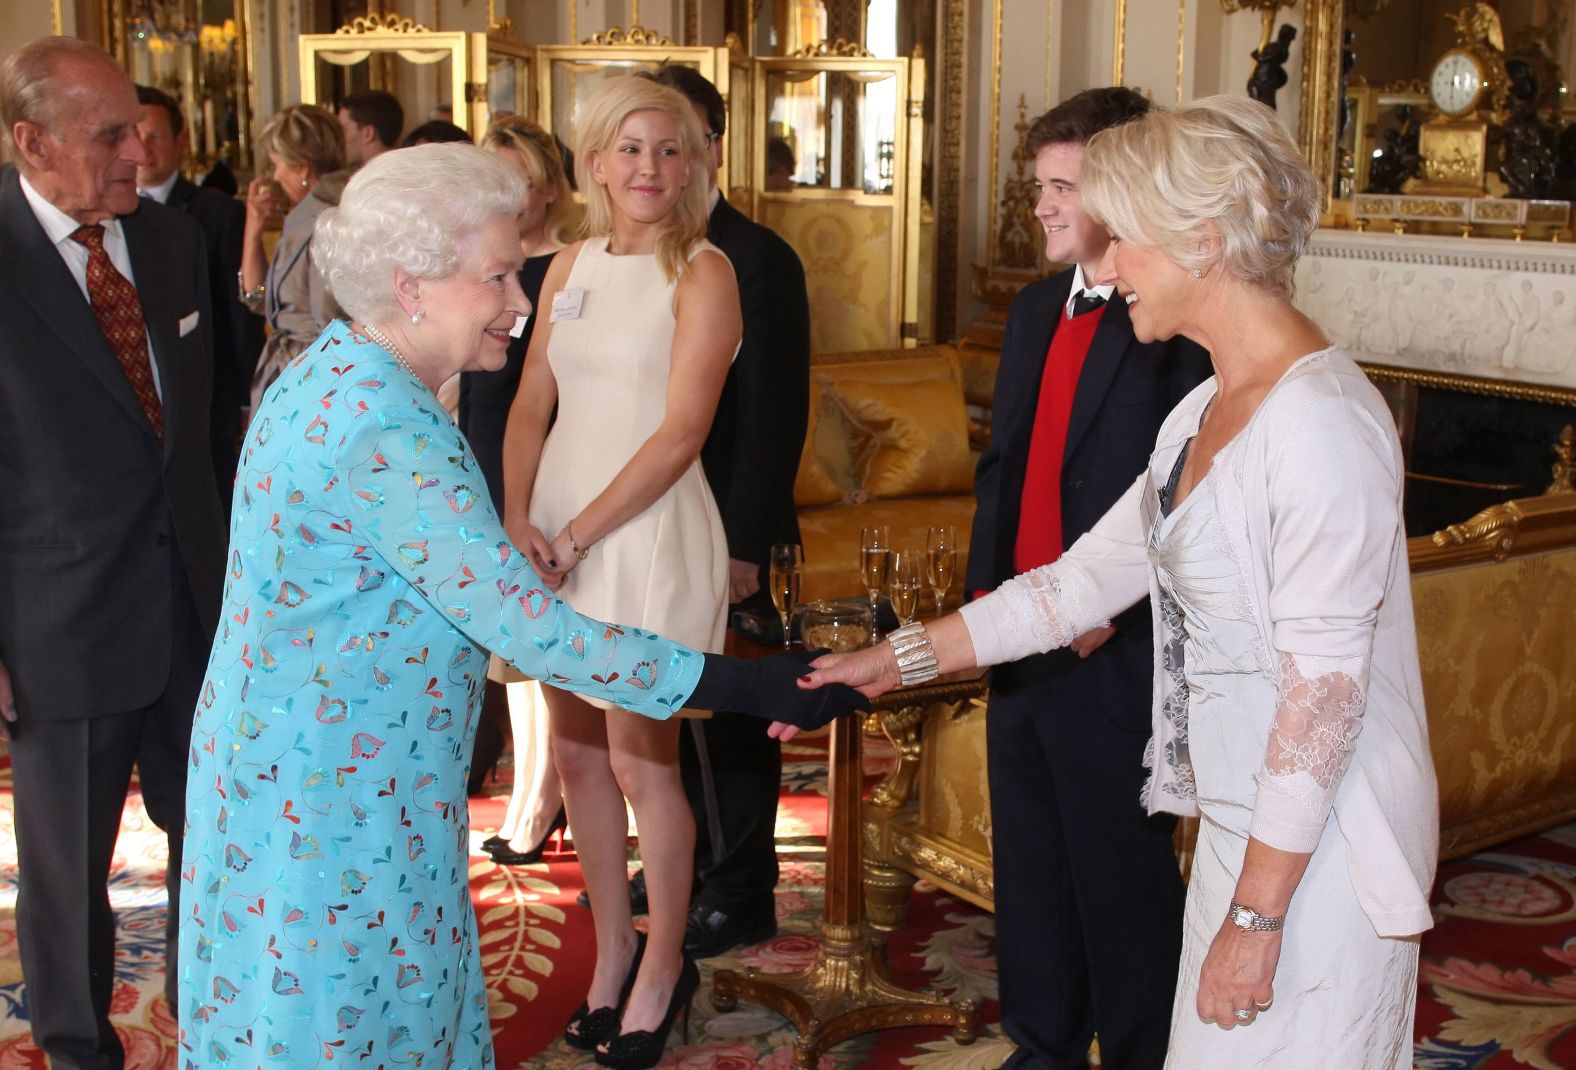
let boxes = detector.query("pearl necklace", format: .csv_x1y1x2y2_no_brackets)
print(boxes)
360,322,420,381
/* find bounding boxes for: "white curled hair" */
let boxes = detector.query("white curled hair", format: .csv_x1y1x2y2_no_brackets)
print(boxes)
313,142,526,323
1080,94,1322,298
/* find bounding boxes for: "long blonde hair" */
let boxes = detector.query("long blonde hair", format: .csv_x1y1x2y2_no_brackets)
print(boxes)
573,76,709,283
480,114,570,246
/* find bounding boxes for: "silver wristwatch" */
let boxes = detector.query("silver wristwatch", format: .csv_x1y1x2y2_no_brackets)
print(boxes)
886,622,939,687
1227,899,1285,933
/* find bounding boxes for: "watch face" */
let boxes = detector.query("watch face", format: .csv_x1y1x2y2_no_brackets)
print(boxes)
1431,51,1483,116
1233,909,1253,929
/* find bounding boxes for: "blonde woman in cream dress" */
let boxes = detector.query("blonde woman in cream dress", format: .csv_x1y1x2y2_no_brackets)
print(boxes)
791,96,1438,1070
501,76,740,1068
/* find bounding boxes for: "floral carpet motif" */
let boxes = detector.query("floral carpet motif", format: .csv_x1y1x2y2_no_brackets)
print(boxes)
0,741,1572,1068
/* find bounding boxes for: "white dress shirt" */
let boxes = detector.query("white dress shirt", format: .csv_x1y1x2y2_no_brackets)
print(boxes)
138,170,180,205
1063,262,1116,319
19,171,163,398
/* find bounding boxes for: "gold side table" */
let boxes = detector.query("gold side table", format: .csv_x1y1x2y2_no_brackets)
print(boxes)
711,669,986,1069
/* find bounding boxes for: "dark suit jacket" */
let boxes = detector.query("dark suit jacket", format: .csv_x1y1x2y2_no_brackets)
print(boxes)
167,176,263,410
967,269,1211,710
700,196,810,576
166,175,260,499
0,164,226,722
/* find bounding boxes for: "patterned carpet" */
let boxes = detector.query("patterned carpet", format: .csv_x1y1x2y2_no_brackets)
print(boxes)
0,734,1573,1069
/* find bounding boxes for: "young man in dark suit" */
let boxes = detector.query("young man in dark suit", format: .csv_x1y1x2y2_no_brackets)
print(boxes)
647,65,812,959
136,84,263,496
0,38,227,1070
966,88,1213,1070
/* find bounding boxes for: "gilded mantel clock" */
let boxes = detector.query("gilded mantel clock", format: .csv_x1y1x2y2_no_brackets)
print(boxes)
1407,2,1510,197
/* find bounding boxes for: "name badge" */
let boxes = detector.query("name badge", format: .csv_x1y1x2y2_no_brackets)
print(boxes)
550,288,585,323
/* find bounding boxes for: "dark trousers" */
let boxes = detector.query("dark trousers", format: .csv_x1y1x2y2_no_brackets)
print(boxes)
678,710,782,914
988,649,1184,1070
7,589,206,1070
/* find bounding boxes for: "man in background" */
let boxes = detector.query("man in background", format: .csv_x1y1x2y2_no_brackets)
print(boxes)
0,37,226,1069
337,89,402,167
646,65,812,959
137,83,262,494
966,88,1212,1070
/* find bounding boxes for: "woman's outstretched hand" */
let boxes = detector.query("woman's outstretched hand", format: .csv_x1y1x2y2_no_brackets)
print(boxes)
688,651,869,733
768,643,902,741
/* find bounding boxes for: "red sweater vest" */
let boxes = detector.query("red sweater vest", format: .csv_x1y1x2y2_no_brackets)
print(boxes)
1013,304,1107,572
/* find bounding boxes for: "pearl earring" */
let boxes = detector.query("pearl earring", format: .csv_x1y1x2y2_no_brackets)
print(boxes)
411,310,425,325
1192,268,1203,279
300,177,309,188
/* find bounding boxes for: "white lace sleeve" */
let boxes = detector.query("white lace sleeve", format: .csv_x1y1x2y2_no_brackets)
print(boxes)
1249,651,1368,852
960,472,1153,666
1250,385,1400,853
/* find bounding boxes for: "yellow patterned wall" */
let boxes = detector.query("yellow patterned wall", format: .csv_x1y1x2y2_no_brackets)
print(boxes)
761,200,895,353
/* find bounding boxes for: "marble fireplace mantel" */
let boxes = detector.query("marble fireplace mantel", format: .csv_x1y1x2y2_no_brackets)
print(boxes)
1294,229,1576,398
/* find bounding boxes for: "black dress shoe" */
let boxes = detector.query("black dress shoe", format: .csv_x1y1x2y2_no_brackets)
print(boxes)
682,901,777,959
488,807,568,865
578,868,649,915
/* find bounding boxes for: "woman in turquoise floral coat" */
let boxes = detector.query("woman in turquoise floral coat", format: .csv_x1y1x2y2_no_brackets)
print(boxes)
176,144,860,1069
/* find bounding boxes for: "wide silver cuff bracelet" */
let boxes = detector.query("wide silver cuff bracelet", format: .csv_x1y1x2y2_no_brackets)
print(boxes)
886,622,939,687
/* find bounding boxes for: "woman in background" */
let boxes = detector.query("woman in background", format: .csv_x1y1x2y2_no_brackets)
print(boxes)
239,103,348,411
501,77,740,1069
463,115,572,864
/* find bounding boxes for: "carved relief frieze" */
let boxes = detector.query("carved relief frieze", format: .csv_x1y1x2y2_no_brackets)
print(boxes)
1295,230,1576,391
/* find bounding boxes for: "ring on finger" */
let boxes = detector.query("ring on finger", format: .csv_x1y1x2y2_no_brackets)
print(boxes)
1254,998,1273,1011
1233,1008,1253,1022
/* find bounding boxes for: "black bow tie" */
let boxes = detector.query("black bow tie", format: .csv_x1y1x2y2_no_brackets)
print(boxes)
1070,291,1107,318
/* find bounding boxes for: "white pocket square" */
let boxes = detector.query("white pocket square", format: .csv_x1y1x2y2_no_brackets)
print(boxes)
179,311,200,337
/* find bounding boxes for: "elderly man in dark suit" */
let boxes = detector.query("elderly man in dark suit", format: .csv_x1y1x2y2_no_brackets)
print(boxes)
644,65,812,959
136,83,263,500
0,37,226,1070
967,89,1212,1070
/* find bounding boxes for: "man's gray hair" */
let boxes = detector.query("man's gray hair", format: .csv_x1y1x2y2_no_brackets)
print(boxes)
1,36,121,154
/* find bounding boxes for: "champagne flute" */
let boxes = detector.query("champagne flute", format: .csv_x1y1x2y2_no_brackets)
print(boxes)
888,549,922,627
768,542,803,649
926,524,957,616
858,525,891,635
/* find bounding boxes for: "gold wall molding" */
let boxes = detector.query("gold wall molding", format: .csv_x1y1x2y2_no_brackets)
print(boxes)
335,13,433,34
582,25,676,46
934,0,966,343
790,37,875,57
1113,0,1128,83
1298,0,1343,205
994,96,1040,270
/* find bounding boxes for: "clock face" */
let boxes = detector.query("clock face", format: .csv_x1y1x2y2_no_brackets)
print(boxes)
1431,50,1484,116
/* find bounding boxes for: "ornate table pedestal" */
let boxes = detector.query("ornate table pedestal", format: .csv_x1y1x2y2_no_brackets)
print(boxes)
710,672,986,1069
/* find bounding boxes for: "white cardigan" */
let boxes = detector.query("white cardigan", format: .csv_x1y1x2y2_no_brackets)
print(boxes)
962,347,1438,938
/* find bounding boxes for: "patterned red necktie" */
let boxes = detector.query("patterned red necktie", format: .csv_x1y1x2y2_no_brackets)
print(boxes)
70,223,164,438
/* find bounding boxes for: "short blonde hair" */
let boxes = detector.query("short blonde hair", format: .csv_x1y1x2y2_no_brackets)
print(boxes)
573,76,709,283
481,114,569,244
257,103,345,178
1080,95,1321,297
312,143,525,324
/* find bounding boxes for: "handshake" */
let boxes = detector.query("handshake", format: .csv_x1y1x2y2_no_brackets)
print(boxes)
688,649,870,734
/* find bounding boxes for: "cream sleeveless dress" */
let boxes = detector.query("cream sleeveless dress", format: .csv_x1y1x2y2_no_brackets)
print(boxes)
528,235,731,710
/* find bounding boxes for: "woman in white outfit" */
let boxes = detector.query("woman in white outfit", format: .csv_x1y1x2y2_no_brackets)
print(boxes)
789,95,1438,1069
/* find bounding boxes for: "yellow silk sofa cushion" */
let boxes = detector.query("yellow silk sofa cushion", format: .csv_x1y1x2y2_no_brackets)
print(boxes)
823,375,974,498
794,378,861,508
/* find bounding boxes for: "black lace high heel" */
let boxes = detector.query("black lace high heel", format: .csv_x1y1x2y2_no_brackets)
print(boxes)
564,930,646,1051
594,956,700,1069
487,806,569,865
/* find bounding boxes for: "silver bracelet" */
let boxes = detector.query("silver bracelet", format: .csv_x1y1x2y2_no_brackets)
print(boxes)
237,269,265,303
886,622,939,687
